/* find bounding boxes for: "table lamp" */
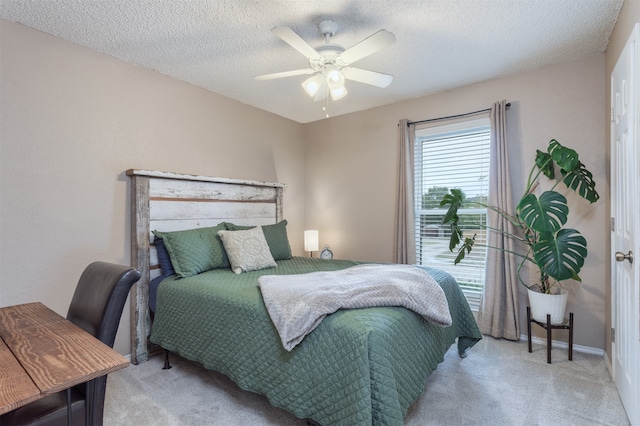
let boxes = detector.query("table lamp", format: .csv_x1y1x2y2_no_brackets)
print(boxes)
304,230,319,257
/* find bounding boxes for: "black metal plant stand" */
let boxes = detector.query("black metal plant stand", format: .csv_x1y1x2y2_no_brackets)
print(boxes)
527,306,573,364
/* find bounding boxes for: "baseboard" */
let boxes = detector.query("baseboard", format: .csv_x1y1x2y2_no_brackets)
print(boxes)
519,334,605,357
604,351,613,377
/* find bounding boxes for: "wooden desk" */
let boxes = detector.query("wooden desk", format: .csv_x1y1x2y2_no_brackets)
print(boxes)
0,302,129,415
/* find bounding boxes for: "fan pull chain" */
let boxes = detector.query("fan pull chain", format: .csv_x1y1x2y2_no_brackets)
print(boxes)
323,94,330,118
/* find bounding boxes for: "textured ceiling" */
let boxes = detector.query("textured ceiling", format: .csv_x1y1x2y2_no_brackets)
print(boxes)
0,0,624,123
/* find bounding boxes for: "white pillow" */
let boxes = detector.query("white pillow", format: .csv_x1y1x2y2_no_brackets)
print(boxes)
218,227,277,274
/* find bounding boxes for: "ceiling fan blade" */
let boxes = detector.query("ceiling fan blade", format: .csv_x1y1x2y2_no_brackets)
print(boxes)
339,30,396,65
255,68,316,80
342,67,393,88
272,26,322,60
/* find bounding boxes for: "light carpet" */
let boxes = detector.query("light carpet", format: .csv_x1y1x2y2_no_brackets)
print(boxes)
104,338,630,425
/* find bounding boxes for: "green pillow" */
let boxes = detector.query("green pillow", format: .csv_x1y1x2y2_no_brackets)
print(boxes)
225,220,292,260
152,223,229,278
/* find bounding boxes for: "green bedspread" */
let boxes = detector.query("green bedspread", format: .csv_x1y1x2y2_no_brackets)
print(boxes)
150,257,481,425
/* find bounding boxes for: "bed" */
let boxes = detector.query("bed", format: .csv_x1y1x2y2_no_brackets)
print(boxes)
127,169,482,426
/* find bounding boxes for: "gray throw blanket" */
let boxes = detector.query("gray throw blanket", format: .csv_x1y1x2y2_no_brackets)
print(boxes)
258,264,452,351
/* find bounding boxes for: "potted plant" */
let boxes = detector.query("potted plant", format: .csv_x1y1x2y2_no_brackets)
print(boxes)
439,139,600,324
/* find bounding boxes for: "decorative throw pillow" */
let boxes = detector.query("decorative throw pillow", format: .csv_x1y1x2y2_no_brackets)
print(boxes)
225,220,292,260
152,223,229,278
217,227,277,274
153,236,175,277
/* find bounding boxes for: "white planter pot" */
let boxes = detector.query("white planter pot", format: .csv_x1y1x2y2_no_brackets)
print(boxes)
527,288,568,325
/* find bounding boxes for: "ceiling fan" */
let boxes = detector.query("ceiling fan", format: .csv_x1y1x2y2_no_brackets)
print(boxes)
255,20,396,102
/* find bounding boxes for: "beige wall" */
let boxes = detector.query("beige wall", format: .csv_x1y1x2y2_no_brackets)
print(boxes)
0,20,306,355
305,55,608,349
604,0,640,366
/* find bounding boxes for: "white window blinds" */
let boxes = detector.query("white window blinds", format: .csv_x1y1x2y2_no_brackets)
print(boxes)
414,118,490,310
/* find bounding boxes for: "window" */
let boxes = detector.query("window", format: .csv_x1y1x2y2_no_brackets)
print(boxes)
414,118,490,310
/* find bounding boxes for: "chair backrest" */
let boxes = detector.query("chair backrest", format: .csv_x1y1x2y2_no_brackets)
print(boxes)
66,261,141,347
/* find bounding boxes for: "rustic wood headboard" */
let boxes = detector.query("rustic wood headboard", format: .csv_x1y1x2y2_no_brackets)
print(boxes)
127,169,286,364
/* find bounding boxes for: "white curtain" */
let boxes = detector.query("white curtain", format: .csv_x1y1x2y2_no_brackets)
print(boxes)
477,100,520,340
394,119,416,264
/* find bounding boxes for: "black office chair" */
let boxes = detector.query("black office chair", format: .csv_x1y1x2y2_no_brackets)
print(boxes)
0,261,141,426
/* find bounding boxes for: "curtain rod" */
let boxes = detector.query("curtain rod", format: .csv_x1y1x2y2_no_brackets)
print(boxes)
407,102,511,126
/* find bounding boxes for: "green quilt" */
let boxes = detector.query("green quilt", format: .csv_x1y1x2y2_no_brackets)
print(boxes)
150,257,481,425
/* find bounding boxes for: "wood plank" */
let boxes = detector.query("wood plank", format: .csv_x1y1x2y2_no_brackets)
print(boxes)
149,179,278,202
127,169,285,189
0,339,42,415
147,219,227,236
276,187,284,222
0,302,63,333
0,303,129,394
130,174,150,365
150,200,276,221
149,218,276,234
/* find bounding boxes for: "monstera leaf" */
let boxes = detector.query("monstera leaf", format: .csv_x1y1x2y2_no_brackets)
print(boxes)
454,236,475,264
517,191,568,234
537,140,599,203
440,188,465,251
440,188,464,224
533,229,587,282
548,139,579,173
561,162,600,203
535,149,555,179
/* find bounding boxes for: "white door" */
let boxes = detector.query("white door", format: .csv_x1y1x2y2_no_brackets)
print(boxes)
611,23,640,426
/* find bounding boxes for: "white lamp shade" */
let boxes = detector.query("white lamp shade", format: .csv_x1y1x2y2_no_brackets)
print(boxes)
330,85,347,100
304,230,319,252
327,68,347,100
302,74,323,97
327,68,343,84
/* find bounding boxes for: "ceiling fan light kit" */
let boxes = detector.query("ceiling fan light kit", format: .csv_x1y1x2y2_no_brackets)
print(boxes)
256,20,395,105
